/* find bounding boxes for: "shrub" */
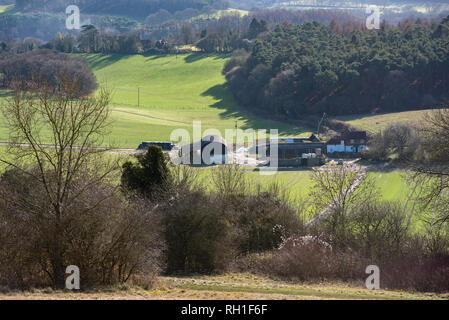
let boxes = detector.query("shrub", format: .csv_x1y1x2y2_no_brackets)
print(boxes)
238,236,367,282
0,168,164,290
121,146,172,200
346,201,408,260
160,189,235,274
222,53,249,75
211,166,304,255
231,189,304,255
381,255,449,293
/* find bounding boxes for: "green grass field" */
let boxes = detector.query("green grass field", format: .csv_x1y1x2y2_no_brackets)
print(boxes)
191,166,422,226
192,8,249,21
0,4,13,13
0,53,308,147
86,53,308,147
194,167,314,198
336,110,431,134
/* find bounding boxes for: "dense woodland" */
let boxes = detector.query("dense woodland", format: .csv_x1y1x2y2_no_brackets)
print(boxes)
0,8,362,53
225,16,449,117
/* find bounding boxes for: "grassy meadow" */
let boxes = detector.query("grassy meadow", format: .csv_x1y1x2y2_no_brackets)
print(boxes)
82,53,309,148
191,166,424,230
0,53,308,148
336,109,431,134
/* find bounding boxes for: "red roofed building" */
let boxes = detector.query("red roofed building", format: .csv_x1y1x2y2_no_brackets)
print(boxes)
327,131,367,154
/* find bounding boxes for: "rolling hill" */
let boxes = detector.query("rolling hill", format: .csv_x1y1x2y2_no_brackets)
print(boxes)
336,110,431,133
0,53,309,147
83,53,309,148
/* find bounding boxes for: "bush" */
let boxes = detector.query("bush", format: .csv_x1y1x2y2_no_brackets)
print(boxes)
222,53,249,75
0,168,164,290
210,166,304,255
159,165,304,274
346,201,408,260
238,236,367,282
231,189,304,255
363,123,422,162
121,146,172,200
160,189,235,274
381,255,449,293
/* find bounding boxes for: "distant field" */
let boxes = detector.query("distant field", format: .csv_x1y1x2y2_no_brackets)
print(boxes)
191,166,423,229
273,1,449,16
83,53,308,147
192,8,249,20
336,110,430,133
0,54,308,147
369,171,426,232
0,4,14,14
194,167,314,198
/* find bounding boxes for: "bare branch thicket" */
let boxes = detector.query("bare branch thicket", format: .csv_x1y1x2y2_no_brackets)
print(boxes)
411,108,449,224
0,74,131,288
309,165,378,216
308,164,380,247
170,164,202,192
211,164,248,197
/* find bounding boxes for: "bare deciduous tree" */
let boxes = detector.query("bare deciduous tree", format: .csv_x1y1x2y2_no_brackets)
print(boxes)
413,108,449,224
307,164,379,247
0,75,118,288
212,165,248,197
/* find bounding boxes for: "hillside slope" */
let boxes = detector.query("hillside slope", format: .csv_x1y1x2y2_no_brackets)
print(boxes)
84,53,308,147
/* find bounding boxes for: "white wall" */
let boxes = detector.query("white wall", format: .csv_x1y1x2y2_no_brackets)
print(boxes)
327,141,367,154
327,141,345,153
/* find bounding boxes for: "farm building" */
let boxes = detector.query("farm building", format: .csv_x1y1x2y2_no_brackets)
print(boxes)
326,131,367,154
259,135,326,167
180,135,228,165
137,141,175,151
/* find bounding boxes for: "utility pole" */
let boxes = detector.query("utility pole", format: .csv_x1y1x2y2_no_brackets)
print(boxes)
317,112,327,137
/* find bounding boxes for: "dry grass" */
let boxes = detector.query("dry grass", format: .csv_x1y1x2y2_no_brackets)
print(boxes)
1,273,447,300
336,110,432,133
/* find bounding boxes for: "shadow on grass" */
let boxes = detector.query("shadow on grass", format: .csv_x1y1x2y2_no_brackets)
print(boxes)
143,54,169,61
202,84,309,136
82,54,132,71
184,53,231,64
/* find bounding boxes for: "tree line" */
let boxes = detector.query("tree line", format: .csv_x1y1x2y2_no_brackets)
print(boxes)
145,8,360,52
224,16,449,118
0,49,97,96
